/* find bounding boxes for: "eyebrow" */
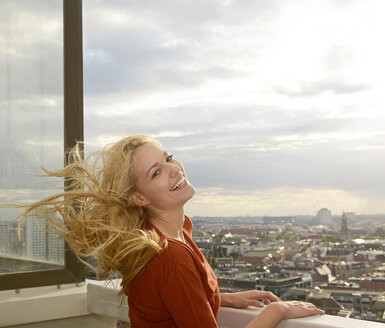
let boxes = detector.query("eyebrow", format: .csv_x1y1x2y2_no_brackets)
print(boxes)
146,151,168,177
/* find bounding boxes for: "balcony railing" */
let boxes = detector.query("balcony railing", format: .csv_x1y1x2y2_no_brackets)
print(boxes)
1,279,383,327
87,279,385,328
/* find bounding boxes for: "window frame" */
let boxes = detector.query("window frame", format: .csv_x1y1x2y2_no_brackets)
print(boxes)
0,0,84,291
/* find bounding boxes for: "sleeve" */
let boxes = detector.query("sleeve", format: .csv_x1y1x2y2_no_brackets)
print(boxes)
161,263,218,328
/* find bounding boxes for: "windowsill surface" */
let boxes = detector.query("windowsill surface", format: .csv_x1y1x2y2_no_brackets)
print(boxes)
216,306,385,328
0,282,88,327
87,279,385,328
1,279,384,328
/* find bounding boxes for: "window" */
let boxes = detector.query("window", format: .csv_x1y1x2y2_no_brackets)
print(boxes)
0,0,83,290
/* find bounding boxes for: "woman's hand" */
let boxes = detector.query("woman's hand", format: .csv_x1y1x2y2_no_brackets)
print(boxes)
220,290,280,308
244,300,325,328
269,301,325,320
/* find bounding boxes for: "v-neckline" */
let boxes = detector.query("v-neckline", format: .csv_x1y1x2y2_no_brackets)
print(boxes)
146,218,200,257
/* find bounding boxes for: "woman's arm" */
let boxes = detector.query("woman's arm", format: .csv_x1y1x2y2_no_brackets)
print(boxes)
220,291,324,328
244,301,325,328
220,290,280,308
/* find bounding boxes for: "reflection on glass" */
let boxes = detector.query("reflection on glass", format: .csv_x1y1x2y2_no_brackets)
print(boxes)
0,0,64,274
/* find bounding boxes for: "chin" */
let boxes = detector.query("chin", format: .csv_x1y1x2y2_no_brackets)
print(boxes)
182,183,196,203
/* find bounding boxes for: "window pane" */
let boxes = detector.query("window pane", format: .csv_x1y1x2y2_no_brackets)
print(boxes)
0,0,64,274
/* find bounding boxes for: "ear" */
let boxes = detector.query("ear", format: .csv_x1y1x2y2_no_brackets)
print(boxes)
130,191,150,207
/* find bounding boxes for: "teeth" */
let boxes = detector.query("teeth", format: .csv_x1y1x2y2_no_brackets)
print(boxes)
170,176,185,191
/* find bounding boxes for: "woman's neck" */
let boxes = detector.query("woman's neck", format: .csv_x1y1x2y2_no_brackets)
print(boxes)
148,207,185,241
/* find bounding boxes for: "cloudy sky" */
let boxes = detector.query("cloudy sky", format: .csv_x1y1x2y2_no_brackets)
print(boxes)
81,0,385,217
2,1,384,217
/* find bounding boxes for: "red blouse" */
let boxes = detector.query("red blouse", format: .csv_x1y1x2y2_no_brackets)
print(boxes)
126,216,220,327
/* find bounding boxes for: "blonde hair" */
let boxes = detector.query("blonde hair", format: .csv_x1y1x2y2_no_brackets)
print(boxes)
16,135,167,294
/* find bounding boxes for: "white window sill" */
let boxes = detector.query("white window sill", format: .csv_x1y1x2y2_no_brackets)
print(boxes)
0,282,88,327
87,279,385,328
216,306,385,328
1,279,383,328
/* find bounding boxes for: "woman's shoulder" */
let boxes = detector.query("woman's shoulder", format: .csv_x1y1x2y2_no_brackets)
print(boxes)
153,238,196,269
183,215,193,237
129,238,196,290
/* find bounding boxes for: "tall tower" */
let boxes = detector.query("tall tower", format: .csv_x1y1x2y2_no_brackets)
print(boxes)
341,213,349,240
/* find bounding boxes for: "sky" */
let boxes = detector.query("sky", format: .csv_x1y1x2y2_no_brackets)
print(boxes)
81,0,385,217
1,1,384,217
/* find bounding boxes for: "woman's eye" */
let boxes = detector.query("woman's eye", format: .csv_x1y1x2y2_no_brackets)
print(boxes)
152,169,160,179
166,154,173,162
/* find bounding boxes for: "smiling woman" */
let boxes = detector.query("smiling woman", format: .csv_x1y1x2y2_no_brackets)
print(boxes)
13,134,324,327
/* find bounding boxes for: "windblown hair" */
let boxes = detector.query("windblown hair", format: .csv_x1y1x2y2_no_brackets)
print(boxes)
16,135,167,294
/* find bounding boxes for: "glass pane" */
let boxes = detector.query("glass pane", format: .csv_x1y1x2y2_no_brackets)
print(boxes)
0,0,64,274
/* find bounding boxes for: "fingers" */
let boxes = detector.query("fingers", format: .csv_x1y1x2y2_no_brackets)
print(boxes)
303,303,325,315
245,299,264,308
236,298,264,308
243,290,281,302
250,300,264,308
292,301,325,315
261,291,281,303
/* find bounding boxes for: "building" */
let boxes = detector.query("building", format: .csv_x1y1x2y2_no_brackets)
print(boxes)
312,264,333,284
25,218,49,260
48,232,65,264
329,261,368,280
341,213,350,240
256,275,313,297
317,208,333,226
359,278,385,292
308,296,344,315
283,287,385,320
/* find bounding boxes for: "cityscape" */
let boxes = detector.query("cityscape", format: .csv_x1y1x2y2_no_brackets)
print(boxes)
0,214,65,274
190,210,385,323
1,207,385,323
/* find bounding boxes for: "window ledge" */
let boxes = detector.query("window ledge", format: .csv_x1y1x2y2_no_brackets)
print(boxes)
5,279,380,328
87,279,385,328
0,282,88,327
86,279,129,322
216,307,385,328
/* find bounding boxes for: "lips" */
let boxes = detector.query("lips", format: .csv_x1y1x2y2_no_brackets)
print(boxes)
169,176,185,191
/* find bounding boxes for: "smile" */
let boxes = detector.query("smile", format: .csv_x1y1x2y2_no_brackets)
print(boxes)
169,176,185,191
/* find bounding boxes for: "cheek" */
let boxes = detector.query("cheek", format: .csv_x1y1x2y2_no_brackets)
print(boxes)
145,179,169,200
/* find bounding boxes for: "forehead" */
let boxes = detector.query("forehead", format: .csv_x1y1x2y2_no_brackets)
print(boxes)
131,143,165,175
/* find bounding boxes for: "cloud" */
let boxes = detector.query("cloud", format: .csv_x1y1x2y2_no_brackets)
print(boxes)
272,79,372,97
82,99,385,199
0,3,63,100
84,0,279,30
82,0,279,95
323,45,357,72
0,1,64,181
2,0,385,215
185,187,379,216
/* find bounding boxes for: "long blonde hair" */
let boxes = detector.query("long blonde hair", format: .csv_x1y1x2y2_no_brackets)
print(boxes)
16,135,167,293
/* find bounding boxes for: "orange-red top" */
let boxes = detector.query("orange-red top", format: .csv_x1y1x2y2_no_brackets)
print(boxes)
126,216,220,328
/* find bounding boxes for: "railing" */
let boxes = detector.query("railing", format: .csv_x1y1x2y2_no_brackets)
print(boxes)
86,279,385,328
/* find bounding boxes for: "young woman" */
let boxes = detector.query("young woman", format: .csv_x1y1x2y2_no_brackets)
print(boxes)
16,135,324,327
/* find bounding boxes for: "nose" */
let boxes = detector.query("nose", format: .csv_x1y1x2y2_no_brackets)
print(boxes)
168,162,182,178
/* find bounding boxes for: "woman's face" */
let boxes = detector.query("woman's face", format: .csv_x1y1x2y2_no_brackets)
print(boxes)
130,143,195,211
